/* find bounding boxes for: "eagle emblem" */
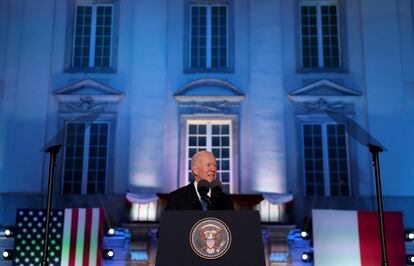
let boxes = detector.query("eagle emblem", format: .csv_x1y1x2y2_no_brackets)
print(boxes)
189,218,231,259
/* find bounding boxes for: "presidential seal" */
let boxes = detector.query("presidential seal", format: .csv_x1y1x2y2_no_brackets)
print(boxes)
189,218,231,259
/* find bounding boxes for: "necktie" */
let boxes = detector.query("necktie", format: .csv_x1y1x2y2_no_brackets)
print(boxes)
200,197,210,211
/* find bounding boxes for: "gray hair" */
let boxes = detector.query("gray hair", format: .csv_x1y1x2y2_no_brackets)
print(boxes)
191,150,213,177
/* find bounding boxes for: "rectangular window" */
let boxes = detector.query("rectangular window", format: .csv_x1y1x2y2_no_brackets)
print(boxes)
189,5,228,69
300,2,341,68
186,121,232,193
62,122,110,194
302,123,350,196
72,4,113,68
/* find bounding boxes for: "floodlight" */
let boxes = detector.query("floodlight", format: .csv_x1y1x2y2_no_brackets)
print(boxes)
103,249,114,260
300,230,310,240
405,230,414,241
106,228,115,236
301,252,313,262
0,227,14,238
2,250,13,260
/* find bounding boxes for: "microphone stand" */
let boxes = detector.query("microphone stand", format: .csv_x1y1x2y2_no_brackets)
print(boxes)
368,144,388,266
41,144,61,266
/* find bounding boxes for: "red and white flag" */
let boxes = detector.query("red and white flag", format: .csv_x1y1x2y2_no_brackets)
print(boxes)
312,209,406,266
60,208,105,266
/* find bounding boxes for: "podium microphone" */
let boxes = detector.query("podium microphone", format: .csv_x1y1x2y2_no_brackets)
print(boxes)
197,179,211,199
210,179,223,195
209,179,223,210
197,180,211,210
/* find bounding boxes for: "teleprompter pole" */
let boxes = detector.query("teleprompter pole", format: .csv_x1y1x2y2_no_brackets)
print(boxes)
41,145,61,266
368,144,388,266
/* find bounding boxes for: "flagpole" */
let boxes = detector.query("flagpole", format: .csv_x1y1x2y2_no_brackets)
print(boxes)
42,145,61,266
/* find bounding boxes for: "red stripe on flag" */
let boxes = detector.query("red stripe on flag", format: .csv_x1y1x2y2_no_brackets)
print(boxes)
358,211,406,266
82,208,93,266
96,209,105,266
68,208,79,266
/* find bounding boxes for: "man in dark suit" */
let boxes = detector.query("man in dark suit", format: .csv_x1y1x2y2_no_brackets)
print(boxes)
165,151,234,210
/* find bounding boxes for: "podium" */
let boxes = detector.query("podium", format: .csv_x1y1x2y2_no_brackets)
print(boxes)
156,211,265,266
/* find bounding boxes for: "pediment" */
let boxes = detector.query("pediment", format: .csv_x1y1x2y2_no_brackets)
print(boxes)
52,79,124,107
174,78,245,102
53,79,124,96
288,79,362,97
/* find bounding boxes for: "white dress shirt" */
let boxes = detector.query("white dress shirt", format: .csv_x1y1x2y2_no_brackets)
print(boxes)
193,180,211,201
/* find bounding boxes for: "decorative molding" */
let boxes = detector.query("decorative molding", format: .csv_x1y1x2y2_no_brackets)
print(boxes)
288,79,361,102
53,78,124,104
64,96,108,112
53,78,123,95
178,101,237,113
304,98,345,111
174,78,245,103
175,95,245,103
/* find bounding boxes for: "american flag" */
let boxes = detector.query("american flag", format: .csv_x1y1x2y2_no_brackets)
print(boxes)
13,208,104,266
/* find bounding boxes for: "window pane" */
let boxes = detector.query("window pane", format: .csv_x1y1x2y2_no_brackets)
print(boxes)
222,137,229,146
306,185,314,196
63,123,85,194
211,6,227,68
316,184,325,196
189,125,197,134
212,137,220,147
190,5,227,69
73,6,92,68
212,125,220,134
190,6,207,68
320,5,340,68
303,123,350,197
87,123,109,194
303,124,323,196
63,122,109,195
72,183,81,194
300,4,341,68
94,6,113,68
221,172,229,183
331,185,339,196
189,137,196,146
198,137,206,146
222,149,229,158
327,124,350,196
212,148,220,158
221,160,229,171
300,6,318,68
189,148,197,158
221,125,229,134
73,5,113,68
186,122,232,190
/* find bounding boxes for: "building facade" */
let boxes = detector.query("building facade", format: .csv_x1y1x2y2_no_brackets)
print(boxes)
1,0,414,235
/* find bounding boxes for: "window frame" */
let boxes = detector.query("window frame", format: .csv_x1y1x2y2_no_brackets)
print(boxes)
184,0,234,73
71,4,113,69
299,116,352,197
179,116,238,193
297,0,347,72
64,0,119,73
61,121,111,195
184,120,233,193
